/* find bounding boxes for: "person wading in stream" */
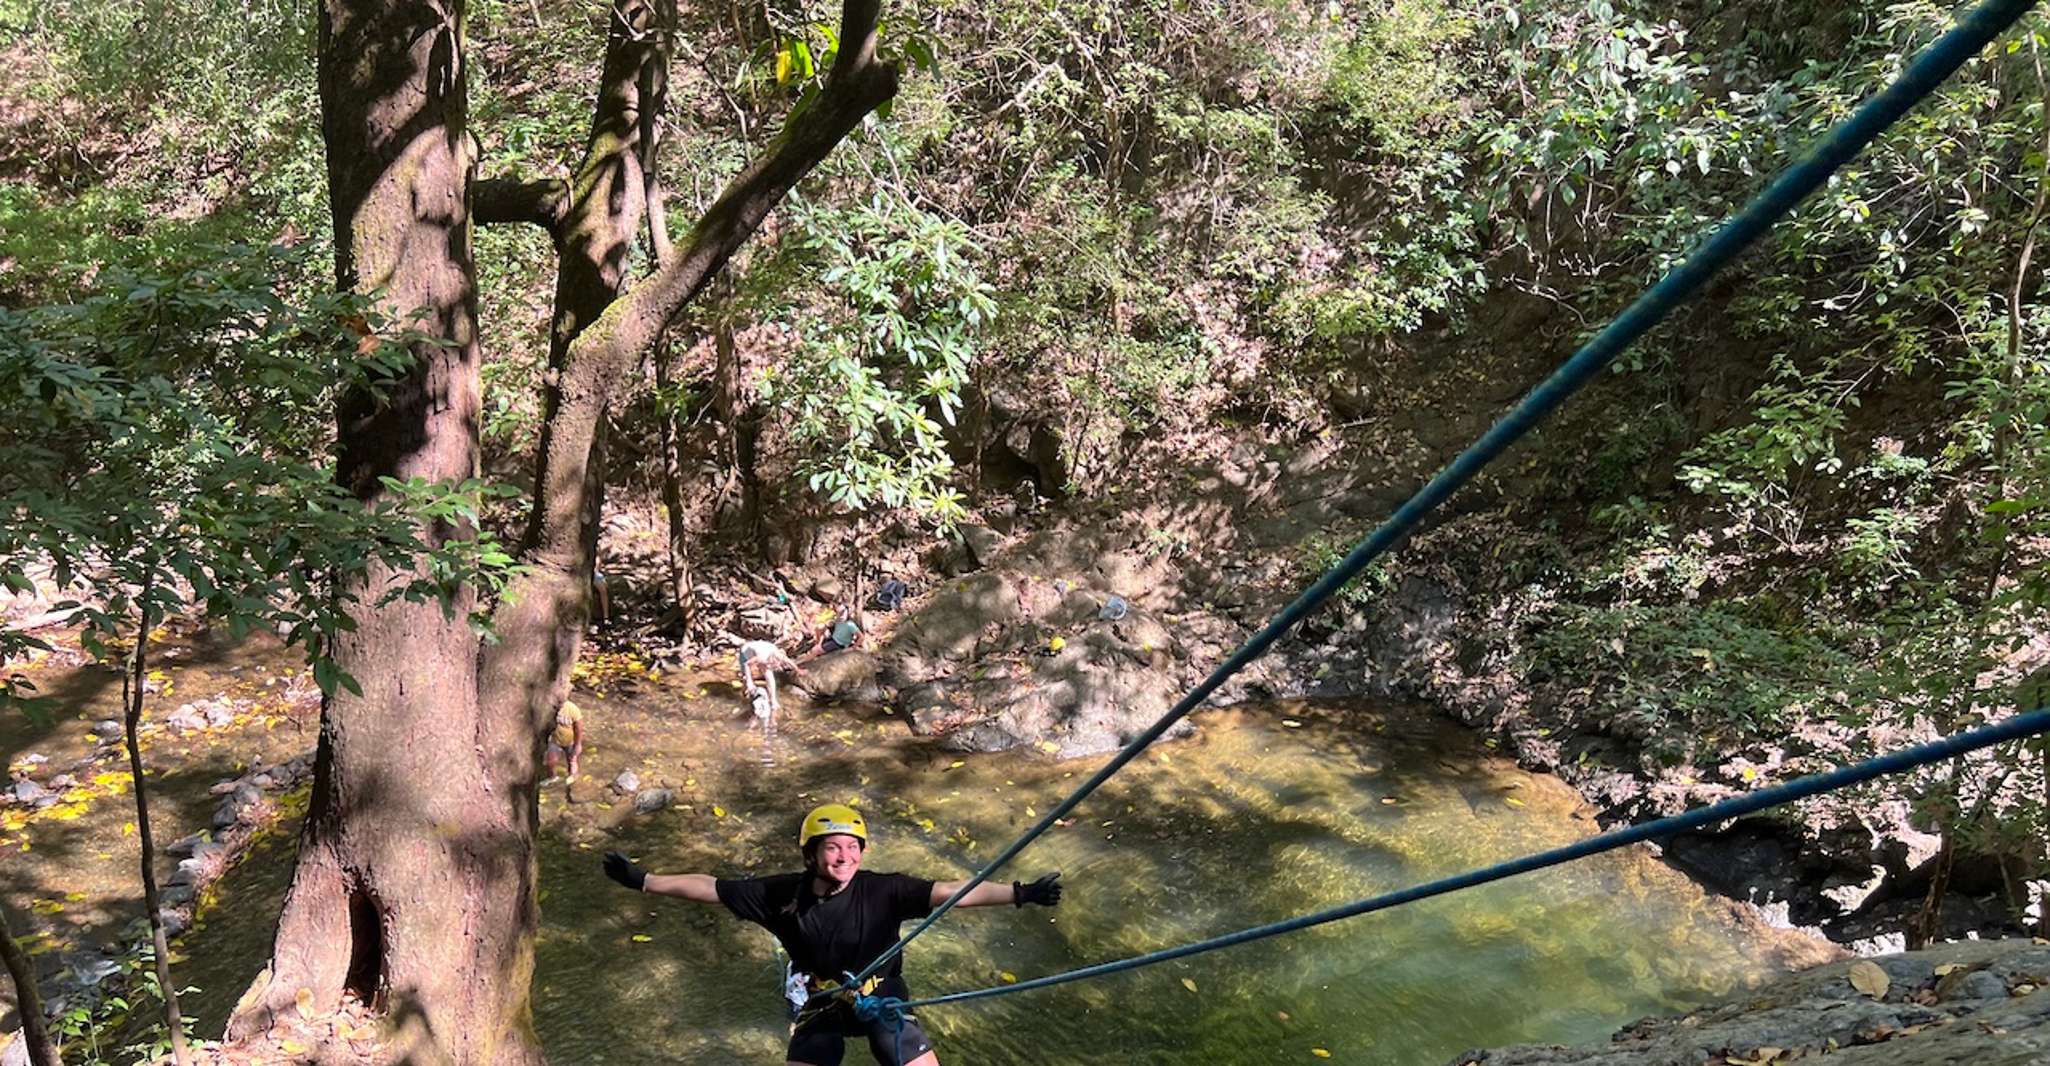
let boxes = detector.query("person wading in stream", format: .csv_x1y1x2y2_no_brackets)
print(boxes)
601,803,1063,1066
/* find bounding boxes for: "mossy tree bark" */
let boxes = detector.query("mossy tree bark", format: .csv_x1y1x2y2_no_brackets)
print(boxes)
229,1,897,1061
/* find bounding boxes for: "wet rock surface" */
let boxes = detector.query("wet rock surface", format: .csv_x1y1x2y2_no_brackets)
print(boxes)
1450,938,2050,1066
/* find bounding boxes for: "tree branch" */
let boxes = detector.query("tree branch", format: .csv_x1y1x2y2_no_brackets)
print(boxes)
474,176,570,229
581,0,897,370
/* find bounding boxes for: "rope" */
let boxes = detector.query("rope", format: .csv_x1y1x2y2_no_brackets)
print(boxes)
865,706,2050,1012
846,0,2041,990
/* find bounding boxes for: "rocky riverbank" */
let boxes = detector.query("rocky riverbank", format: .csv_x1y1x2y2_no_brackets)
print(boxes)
1450,937,2050,1066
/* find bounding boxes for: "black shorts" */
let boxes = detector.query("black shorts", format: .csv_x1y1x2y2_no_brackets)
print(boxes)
787,1001,932,1066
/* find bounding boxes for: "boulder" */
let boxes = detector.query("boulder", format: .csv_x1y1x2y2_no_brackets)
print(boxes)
958,524,1003,568
11,778,48,804
611,770,641,796
633,788,675,815
797,650,879,701
157,908,190,938
171,843,225,885
212,784,265,829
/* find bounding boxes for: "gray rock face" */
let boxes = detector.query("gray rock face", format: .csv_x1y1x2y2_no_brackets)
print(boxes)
1451,938,2050,1066
11,778,48,804
611,770,641,796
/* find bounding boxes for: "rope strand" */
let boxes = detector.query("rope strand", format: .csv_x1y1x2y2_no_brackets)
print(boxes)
845,0,2042,990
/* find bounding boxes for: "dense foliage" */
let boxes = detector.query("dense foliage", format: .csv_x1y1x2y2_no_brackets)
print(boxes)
2,0,2045,911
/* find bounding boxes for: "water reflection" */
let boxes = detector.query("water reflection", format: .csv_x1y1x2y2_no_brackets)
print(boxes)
181,699,1778,1065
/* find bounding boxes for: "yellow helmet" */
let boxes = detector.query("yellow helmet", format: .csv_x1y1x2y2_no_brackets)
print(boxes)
799,803,868,848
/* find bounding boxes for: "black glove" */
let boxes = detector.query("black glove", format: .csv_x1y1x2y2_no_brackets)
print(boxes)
603,851,647,892
1013,871,1063,907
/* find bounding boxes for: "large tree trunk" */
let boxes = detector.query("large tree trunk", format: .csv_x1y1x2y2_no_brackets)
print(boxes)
233,1,897,1060
226,0,516,1059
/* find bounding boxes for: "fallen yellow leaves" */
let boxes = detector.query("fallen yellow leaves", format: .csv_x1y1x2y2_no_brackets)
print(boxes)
1181,978,1198,993
1723,1046,1787,1065
1848,960,1890,999
1310,1049,1331,1058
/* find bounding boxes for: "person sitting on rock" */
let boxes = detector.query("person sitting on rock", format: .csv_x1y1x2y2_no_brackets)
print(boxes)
544,698,584,785
817,604,862,655
738,638,801,716
601,804,1062,1066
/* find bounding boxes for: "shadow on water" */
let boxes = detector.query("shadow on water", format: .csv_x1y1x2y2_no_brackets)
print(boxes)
167,687,1783,1066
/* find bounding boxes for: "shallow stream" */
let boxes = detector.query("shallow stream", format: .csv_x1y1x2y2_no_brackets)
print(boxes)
169,686,1781,1065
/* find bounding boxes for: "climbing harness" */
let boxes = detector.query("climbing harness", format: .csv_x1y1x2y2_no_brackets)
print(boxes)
832,0,2046,1025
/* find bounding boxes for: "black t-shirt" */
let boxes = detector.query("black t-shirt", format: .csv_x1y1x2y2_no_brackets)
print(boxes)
716,870,936,993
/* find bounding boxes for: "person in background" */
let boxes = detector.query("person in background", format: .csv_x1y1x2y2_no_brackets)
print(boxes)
819,604,861,654
544,698,584,784
739,638,801,716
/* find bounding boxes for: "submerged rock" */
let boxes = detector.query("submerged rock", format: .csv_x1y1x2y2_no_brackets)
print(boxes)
633,788,675,815
611,769,641,796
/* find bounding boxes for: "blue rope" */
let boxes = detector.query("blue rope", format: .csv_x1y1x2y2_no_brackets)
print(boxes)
847,0,2040,990
850,993,909,1064
896,706,2050,1010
